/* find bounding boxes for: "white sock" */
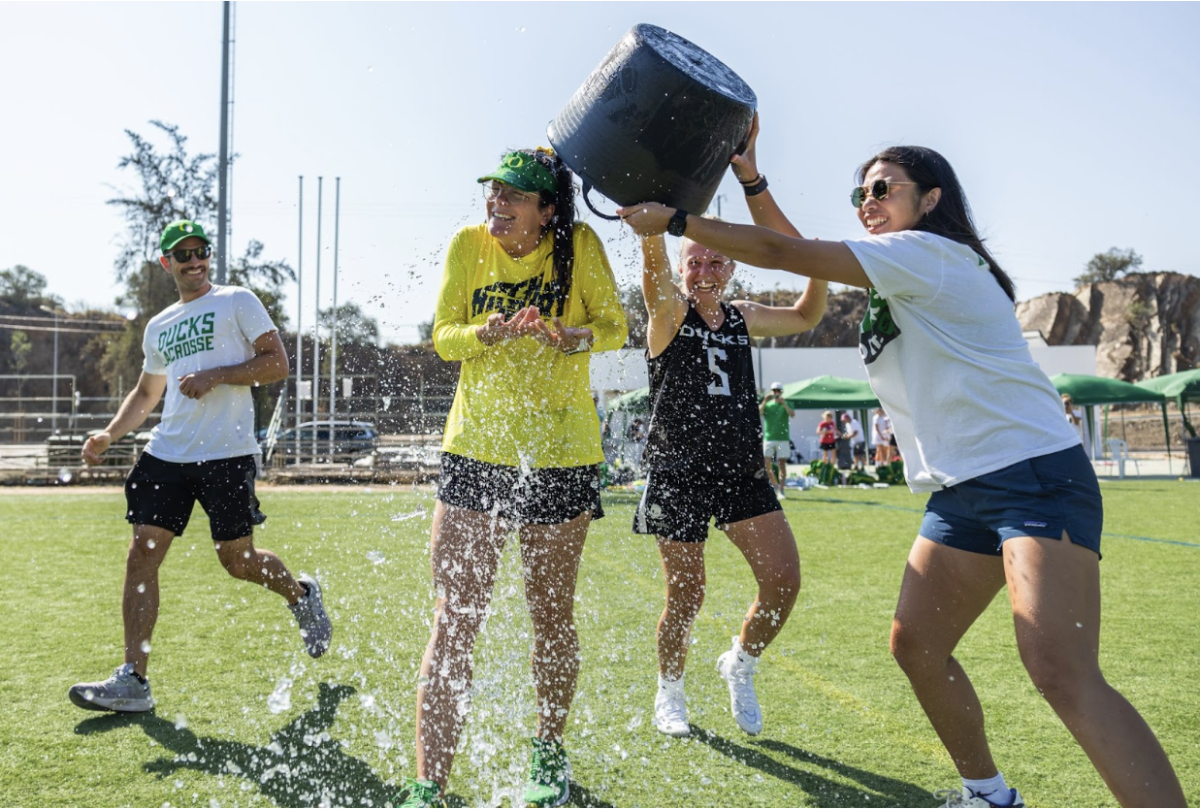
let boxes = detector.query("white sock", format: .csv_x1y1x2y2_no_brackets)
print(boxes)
963,773,1011,804
657,673,684,692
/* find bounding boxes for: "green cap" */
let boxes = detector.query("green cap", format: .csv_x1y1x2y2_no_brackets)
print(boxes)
478,151,557,196
160,220,211,253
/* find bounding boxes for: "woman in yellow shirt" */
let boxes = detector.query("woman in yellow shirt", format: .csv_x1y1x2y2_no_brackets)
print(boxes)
398,147,627,809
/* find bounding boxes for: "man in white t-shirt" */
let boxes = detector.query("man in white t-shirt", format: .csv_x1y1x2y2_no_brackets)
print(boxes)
68,220,331,714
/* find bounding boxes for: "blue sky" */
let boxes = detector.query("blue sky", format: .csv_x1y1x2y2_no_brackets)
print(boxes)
2,2,1197,344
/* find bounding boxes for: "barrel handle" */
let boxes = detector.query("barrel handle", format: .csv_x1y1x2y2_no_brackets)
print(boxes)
581,181,623,222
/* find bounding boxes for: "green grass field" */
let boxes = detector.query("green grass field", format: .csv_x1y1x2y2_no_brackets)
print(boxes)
1,481,1197,808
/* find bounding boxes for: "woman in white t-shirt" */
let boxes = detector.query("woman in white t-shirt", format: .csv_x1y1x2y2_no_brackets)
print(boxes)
619,124,1183,808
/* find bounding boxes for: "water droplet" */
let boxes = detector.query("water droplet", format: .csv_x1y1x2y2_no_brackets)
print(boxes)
1076,621,1084,628
175,714,188,730
366,550,386,564
137,583,146,594
140,640,152,653
58,467,73,483
267,677,293,714
147,539,156,549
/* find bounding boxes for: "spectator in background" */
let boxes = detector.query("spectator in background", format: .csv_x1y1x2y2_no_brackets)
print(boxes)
816,410,838,464
872,407,894,466
1063,393,1084,441
760,381,794,498
842,412,866,471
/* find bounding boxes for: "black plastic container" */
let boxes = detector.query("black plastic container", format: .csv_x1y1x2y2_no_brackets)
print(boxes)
547,24,756,220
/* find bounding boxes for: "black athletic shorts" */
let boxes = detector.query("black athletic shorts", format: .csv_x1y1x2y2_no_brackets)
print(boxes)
436,452,604,525
633,466,782,543
124,452,266,541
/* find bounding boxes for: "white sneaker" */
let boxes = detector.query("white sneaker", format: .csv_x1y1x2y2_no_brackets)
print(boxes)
716,636,762,735
289,574,332,658
68,663,154,712
776,486,787,499
654,675,689,737
935,787,1025,808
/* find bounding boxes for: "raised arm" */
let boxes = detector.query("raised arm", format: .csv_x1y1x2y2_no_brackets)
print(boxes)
639,233,689,358
619,206,870,289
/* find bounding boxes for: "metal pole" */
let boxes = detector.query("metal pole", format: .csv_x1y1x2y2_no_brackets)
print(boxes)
296,176,304,432
51,310,59,433
216,1,231,285
312,177,322,458
329,177,340,452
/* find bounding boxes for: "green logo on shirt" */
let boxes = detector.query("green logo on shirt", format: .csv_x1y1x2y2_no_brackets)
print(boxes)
157,312,216,363
859,288,900,365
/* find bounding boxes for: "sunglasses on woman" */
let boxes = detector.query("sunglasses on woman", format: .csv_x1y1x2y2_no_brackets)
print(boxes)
168,245,213,262
850,180,917,208
482,182,539,205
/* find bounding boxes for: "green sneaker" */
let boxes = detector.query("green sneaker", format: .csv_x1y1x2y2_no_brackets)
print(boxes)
524,736,572,808
396,777,444,808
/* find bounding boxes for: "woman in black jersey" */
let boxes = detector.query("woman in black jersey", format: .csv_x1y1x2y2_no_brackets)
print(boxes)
629,121,827,737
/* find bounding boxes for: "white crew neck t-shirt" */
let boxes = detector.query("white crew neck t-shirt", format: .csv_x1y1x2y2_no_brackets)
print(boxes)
141,285,276,463
845,231,1080,493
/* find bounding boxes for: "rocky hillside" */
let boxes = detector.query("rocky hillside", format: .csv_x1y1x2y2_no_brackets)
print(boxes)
1015,272,1200,381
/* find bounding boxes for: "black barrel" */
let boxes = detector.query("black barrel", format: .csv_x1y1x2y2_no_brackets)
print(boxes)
547,24,756,220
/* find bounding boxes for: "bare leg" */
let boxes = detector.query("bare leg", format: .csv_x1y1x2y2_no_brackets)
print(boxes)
656,537,706,680
416,502,507,789
215,535,305,603
123,525,175,677
890,538,1006,779
1004,534,1185,807
777,460,788,488
724,511,801,656
519,511,591,742
763,456,780,490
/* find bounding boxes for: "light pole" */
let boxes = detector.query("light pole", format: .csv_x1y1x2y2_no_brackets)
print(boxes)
39,305,59,433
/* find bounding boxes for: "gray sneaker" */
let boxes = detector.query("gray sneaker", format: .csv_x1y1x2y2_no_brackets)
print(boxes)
69,663,154,712
289,574,332,658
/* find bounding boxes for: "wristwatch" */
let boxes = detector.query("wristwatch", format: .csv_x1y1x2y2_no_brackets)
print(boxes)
666,208,689,237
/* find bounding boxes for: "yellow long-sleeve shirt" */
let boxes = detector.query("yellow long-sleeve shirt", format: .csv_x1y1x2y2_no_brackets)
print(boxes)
434,222,627,468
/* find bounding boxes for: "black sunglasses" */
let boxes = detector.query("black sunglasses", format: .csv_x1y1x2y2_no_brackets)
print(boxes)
850,180,917,208
167,245,213,262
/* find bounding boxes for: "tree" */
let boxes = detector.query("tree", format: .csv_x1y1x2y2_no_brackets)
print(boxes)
318,302,380,348
99,122,295,398
7,331,32,406
0,265,58,308
1074,247,1143,286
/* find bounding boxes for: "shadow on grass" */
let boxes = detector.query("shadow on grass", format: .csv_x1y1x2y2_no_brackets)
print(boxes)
691,727,933,807
75,682,395,807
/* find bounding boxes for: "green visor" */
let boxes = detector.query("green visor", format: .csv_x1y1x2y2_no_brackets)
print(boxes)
478,151,557,195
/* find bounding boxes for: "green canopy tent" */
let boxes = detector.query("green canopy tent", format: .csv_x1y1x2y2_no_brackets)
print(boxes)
779,375,880,410
1136,369,1200,476
1136,368,1200,436
605,386,650,414
1049,373,1169,466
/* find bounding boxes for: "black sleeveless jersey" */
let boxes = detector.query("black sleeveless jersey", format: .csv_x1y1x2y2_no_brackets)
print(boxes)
643,302,763,475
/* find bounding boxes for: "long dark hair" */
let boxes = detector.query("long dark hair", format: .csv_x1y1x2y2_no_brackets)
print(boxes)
858,146,1015,302
523,147,576,302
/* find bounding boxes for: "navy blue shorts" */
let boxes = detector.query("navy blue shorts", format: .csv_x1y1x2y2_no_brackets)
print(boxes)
633,466,782,543
125,452,266,541
436,452,604,525
920,445,1102,558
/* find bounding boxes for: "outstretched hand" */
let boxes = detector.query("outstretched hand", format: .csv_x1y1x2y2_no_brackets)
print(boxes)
616,202,673,237
731,112,760,183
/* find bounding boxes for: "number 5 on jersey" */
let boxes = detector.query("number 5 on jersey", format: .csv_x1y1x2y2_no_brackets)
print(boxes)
707,347,731,396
